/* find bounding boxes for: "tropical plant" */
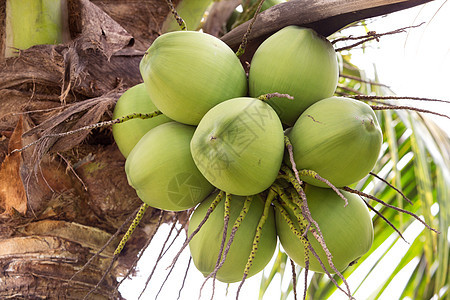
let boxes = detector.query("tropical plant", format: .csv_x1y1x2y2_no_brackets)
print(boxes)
0,0,448,299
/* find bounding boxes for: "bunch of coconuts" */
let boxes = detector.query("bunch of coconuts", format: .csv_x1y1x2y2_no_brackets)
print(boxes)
112,26,381,283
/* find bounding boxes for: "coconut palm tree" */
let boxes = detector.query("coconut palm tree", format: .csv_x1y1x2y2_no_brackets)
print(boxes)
0,0,447,299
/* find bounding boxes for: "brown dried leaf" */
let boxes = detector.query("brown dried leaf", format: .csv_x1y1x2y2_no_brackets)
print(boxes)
77,0,134,60
50,98,113,153
0,117,27,216
22,91,120,157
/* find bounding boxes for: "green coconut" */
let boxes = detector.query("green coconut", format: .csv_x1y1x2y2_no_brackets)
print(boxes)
125,122,214,211
188,192,277,283
275,185,374,273
287,96,383,188
139,31,248,125
190,97,284,196
112,83,172,158
248,26,338,126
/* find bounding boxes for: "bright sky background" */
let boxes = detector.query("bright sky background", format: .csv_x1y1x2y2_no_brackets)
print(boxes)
120,1,449,299
343,0,450,136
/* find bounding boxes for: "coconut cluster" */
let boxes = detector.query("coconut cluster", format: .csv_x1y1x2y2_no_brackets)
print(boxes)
112,26,381,283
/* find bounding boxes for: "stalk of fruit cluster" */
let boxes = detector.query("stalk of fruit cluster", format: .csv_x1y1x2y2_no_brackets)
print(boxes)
298,169,348,206
343,186,439,233
273,200,310,264
257,92,294,101
82,203,149,300
167,191,225,269
164,0,187,30
114,203,149,256
272,184,304,227
11,111,163,154
280,165,353,298
162,0,213,32
371,105,449,119
200,194,253,297
236,189,275,298
274,195,354,300
235,0,266,57
215,193,232,275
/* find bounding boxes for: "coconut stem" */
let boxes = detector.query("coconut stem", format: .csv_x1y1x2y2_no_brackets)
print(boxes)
11,110,163,154
369,171,413,205
273,200,309,246
302,244,309,300
298,169,348,207
83,256,118,300
217,193,232,270
113,210,165,293
272,185,304,227
257,93,294,101
235,0,266,57
281,166,302,194
284,136,302,185
168,191,224,269
201,194,253,294
138,215,180,299
343,186,439,233
275,200,353,299
273,198,311,292
114,203,149,255
236,189,274,299
177,256,192,300
69,204,147,284
82,203,149,300
281,166,353,297
363,198,408,243
161,0,212,33
155,252,180,299
165,0,187,30
370,105,449,119
306,242,353,299
350,94,450,105
333,23,425,52
204,192,232,299
289,259,299,300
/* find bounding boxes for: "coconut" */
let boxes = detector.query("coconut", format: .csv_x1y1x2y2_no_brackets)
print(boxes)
112,83,172,158
125,122,214,211
190,97,284,196
287,96,383,188
139,31,248,125
248,26,339,126
275,184,374,273
188,192,277,283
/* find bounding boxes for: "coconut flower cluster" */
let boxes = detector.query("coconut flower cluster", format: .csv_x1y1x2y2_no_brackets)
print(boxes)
112,26,382,285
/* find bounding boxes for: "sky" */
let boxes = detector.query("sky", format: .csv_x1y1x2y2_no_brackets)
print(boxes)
120,1,450,299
